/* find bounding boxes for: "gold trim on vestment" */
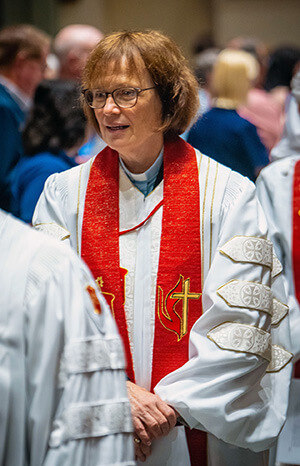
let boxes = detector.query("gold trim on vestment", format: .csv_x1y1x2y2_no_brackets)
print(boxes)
210,162,219,268
76,164,84,255
197,151,203,175
202,156,210,288
33,222,70,241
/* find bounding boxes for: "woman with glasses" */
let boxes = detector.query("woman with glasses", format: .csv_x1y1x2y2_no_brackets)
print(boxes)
32,30,292,466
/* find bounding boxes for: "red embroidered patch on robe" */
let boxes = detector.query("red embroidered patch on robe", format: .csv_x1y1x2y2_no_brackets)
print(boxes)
85,285,102,314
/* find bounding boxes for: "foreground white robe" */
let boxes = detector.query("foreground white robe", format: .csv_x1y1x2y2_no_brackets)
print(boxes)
0,210,134,466
33,147,293,466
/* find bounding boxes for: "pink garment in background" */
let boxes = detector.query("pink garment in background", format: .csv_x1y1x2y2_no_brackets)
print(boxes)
239,88,284,154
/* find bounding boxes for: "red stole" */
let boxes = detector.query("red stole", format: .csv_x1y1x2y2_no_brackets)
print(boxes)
81,134,206,464
292,159,300,378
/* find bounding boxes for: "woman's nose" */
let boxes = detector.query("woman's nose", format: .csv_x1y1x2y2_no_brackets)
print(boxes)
103,95,120,114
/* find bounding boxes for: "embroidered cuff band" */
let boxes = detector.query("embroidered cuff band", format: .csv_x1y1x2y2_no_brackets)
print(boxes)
266,345,293,372
219,236,283,278
49,399,133,447
220,236,273,268
272,253,283,278
272,299,289,326
217,280,272,314
64,336,126,373
207,322,271,361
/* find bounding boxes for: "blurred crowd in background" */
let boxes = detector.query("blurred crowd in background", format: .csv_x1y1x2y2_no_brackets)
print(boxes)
0,22,299,223
1,19,300,466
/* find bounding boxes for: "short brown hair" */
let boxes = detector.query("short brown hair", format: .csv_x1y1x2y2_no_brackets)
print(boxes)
0,24,50,69
82,30,199,136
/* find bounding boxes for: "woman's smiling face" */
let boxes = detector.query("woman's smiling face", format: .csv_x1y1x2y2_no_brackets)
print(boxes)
93,58,164,174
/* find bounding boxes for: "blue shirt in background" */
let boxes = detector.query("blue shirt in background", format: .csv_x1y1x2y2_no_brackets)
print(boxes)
187,107,269,182
10,151,77,223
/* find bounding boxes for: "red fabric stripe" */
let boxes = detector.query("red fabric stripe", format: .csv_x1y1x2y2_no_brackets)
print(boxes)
294,360,300,378
151,135,202,389
81,135,205,464
81,146,135,381
152,134,205,465
293,159,300,304
186,427,207,466
292,159,300,379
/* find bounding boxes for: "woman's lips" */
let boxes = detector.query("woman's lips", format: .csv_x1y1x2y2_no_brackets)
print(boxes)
107,125,129,131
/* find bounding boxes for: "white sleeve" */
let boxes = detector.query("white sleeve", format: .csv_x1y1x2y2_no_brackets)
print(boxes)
32,172,72,242
255,164,287,263
32,162,91,255
25,242,135,466
155,173,292,452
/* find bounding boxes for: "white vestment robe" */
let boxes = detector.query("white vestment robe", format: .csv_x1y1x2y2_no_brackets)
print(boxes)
0,210,134,466
33,146,293,466
257,156,300,360
257,155,300,466
270,96,300,162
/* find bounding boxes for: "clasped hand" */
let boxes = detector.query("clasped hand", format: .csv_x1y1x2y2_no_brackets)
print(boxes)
126,381,178,462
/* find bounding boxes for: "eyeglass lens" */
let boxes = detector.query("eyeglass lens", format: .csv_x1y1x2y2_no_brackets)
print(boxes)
85,88,138,109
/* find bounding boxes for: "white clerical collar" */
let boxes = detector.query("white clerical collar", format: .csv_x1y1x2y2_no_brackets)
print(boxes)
119,148,164,196
0,75,32,111
119,148,163,182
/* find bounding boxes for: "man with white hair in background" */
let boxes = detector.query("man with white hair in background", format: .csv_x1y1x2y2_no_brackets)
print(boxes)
53,24,106,160
256,68,300,465
53,24,104,82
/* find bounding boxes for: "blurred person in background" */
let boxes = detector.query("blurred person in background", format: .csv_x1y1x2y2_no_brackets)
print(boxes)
270,59,300,162
181,47,219,141
192,47,220,116
10,79,87,223
227,36,269,90
33,30,292,466
44,52,60,79
53,24,104,82
264,44,300,116
228,36,284,154
188,48,269,182
188,32,219,117
0,208,134,466
0,24,50,212
53,24,106,162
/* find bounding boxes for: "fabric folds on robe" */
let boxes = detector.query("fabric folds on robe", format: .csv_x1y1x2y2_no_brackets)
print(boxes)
0,210,134,466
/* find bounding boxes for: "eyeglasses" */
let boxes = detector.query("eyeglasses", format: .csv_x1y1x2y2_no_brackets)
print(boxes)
82,86,156,109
